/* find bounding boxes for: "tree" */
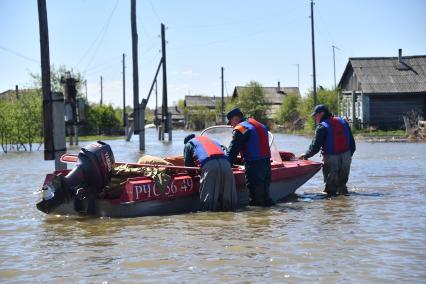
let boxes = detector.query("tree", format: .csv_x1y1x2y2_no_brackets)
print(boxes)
83,103,121,135
275,95,301,124
16,90,43,150
30,64,84,96
234,81,269,123
188,106,216,130
299,87,339,131
0,90,43,152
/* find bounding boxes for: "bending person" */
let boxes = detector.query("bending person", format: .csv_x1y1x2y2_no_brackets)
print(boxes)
183,134,238,211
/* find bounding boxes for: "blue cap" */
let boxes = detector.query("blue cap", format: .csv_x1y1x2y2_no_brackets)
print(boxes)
311,104,329,116
226,108,243,125
184,134,195,144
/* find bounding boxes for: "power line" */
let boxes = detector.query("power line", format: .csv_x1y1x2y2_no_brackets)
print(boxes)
224,80,230,97
170,16,305,51
85,59,122,76
147,0,162,23
169,7,304,30
316,7,335,46
85,55,122,73
0,45,39,63
77,0,120,71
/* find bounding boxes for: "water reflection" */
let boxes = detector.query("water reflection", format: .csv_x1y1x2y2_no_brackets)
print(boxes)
1,133,425,282
319,196,356,226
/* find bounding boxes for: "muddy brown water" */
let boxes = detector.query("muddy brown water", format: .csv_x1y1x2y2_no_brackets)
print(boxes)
0,129,425,283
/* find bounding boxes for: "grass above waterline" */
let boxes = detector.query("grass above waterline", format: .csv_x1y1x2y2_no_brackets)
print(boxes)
78,135,125,142
275,128,406,138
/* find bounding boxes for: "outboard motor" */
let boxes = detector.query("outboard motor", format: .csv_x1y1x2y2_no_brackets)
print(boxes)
37,141,115,214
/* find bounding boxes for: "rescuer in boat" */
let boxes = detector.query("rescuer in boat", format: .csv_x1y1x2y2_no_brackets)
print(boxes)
299,104,356,196
183,134,238,211
225,108,275,206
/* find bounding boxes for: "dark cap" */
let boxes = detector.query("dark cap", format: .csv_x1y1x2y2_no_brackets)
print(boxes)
226,108,243,125
184,134,196,144
311,104,329,116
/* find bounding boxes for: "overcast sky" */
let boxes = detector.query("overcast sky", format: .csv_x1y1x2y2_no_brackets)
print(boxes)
1,0,425,108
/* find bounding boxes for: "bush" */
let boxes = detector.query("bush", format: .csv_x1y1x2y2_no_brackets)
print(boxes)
299,87,339,131
236,81,269,123
188,106,216,130
275,95,301,124
0,90,43,152
82,103,122,135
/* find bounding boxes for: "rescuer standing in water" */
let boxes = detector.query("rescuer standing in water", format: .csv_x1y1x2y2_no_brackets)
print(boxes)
299,104,356,196
226,108,275,206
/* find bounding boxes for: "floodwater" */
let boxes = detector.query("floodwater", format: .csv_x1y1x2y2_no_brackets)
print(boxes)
0,128,425,283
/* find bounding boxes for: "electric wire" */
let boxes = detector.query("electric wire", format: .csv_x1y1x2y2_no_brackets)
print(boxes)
78,0,120,72
147,0,162,23
169,7,304,30
170,16,306,51
0,45,39,63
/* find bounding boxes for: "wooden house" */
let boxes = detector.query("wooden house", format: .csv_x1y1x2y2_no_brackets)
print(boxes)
184,95,230,127
232,82,300,118
338,49,426,129
154,106,185,128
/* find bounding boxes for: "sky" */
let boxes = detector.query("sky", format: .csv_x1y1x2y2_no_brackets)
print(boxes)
0,0,425,109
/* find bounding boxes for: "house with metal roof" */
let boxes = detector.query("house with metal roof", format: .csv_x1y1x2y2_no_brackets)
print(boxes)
183,95,230,128
338,49,426,130
153,106,185,128
232,82,300,118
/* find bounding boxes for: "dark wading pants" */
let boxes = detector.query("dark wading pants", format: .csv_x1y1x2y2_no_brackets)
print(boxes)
322,150,352,195
245,158,274,206
199,158,238,211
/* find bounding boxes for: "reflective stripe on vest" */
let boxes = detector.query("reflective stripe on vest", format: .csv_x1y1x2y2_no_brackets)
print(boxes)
236,118,271,161
190,136,225,166
321,117,350,155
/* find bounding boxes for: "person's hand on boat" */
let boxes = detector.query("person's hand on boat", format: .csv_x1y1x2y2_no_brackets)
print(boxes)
187,169,199,177
220,144,228,152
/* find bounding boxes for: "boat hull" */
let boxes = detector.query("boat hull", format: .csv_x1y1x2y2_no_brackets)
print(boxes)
46,159,321,218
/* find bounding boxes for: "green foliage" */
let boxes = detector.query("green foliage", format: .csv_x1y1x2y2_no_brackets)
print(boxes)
144,108,155,124
234,81,269,123
30,64,85,96
177,99,187,115
275,95,301,124
188,106,216,130
0,90,43,152
299,87,339,131
83,103,121,135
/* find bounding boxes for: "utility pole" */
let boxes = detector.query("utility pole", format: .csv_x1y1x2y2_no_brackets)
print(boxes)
122,53,127,131
310,0,317,107
332,45,337,90
38,0,66,169
221,67,225,124
295,64,300,91
332,45,339,115
100,75,103,105
131,0,140,140
161,23,170,141
155,79,158,127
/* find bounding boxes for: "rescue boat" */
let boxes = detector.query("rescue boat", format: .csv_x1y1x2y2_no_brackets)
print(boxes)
36,126,322,217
